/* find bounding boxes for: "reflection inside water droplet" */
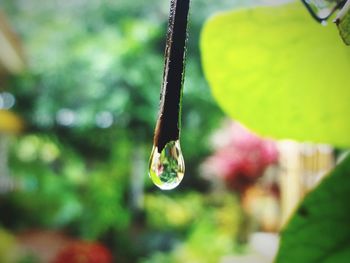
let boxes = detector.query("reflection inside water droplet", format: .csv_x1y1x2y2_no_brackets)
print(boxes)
149,140,185,190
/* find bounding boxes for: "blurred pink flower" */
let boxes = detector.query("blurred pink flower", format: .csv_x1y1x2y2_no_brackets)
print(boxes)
201,121,278,192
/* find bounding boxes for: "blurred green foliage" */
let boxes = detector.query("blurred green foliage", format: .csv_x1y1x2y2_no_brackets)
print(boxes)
4,134,130,239
2,0,238,136
142,193,242,263
0,0,250,262
0,228,18,263
1,0,240,180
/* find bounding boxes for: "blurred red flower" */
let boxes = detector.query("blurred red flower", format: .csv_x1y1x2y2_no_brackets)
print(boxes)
52,241,113,263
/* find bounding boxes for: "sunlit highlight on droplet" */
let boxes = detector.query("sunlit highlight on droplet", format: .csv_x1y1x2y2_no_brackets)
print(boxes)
149,140,185,190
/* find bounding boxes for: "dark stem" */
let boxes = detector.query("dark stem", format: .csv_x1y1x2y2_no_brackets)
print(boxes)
153,0,190,152
301,0,346,23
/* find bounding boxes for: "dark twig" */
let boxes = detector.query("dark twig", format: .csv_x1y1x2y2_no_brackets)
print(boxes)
153,0,190,152
301,0,346,23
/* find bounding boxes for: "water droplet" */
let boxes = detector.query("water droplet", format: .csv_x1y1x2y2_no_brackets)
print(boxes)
149,140,185,190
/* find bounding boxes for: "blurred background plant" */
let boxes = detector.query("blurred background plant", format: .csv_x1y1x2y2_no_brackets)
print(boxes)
0,0,255,262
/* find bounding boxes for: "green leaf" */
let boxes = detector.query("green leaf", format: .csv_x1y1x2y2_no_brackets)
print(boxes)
276,154,350,262
200,2,350,147
336,0,350,45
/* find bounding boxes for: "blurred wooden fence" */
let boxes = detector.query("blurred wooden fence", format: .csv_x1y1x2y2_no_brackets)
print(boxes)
278,140,334,226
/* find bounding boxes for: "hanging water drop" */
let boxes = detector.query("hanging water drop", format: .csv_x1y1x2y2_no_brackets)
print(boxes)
149,140,185,190
148,0,190,190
